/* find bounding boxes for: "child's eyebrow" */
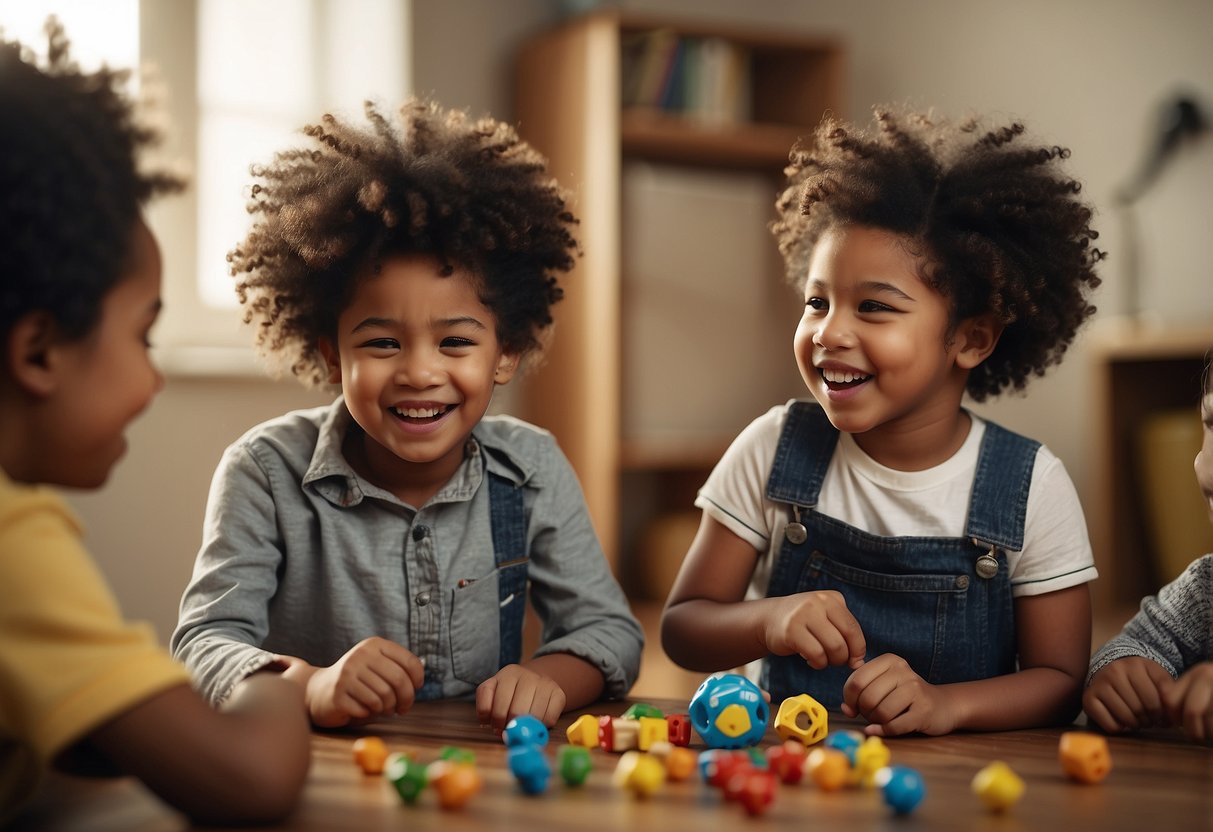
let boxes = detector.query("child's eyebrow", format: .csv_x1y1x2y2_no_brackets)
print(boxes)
349,315,488,332
808,278,916,301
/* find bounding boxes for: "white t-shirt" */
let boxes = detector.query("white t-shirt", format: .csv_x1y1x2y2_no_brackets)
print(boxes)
696,402,1097,603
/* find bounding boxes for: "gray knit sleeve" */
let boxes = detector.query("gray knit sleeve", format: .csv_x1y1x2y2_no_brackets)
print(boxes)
1086,554,1213,685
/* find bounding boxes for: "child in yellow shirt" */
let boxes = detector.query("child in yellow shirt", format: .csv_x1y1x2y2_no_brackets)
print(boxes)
0,20,310,824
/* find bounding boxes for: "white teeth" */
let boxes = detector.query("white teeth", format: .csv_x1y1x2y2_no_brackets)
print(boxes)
394,406,445,418
821,368,871,384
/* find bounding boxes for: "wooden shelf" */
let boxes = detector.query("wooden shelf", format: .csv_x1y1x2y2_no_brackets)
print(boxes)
514,11,843,573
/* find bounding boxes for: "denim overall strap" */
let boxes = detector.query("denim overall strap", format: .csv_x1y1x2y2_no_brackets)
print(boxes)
964,420,1040,552
761,406,1033,707
766,401,838,508
489,471,529,668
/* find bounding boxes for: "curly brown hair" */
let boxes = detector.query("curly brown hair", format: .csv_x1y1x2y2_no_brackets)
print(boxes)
772,107,1103,402
0,18,183,342
230,98,580,386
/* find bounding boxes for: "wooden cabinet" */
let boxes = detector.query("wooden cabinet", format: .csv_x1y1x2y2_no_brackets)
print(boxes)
513,11,844,587
1086,319,1213,618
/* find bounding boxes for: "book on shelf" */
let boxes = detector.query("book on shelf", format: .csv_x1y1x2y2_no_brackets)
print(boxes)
621,29,752,125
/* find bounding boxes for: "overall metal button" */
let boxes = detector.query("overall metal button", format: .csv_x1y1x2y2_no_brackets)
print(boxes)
415,592,431,606
412,524,429,542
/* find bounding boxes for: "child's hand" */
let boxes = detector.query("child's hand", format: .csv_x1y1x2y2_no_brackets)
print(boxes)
1161,661,1213,743
1082,656,1174,734
304,637,425,728
841,653,955,737
475,663,566,732
764,590,866,670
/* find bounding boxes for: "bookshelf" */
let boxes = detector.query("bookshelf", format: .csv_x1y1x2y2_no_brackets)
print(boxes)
513,11,844,590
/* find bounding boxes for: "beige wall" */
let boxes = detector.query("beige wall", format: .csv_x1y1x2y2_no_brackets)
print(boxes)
71,0,1213,642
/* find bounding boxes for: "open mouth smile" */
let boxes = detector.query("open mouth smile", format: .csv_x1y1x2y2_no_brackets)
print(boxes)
390,404,456,424
820,367,873,391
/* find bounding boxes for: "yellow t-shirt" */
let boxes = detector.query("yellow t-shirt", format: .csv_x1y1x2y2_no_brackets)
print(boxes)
0,470,191,816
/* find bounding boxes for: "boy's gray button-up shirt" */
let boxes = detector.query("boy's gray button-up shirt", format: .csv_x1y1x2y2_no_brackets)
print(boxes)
171,398,643,706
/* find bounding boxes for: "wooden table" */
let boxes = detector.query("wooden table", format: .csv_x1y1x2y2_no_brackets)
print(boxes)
13,698,1213,831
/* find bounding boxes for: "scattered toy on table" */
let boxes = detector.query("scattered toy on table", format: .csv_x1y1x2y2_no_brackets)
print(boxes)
426,760,482,810
765,740,808,785
726,767,778,817
971,760,1025,813
648,742,697,782
566,713,599,747
503,714,549,748
613,751,666,798
621,703,664,720
598,715,639,752
774,694,829,746
665,713,692,747
438,746,476,765
557,745,593,787
385,752,429,805
688,672,769,749
352,736,390,775
850,736,890,789
1058,731,1112,784
805,747,850,792
875,765,926,815
821,729,864,765
507,743,552,795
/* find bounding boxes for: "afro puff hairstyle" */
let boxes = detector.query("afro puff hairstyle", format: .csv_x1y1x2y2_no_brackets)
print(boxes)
772,106,1103,402
0,18,183,344
230,97,581,387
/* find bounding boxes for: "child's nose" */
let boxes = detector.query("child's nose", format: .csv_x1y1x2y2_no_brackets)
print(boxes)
395,352,439,387
812,313,854,350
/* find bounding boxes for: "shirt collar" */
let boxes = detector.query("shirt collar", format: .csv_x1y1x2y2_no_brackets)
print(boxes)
301,398,535,508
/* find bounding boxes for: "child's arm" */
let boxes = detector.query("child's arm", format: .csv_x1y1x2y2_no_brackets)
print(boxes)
662,513,867,672
76,674,310,825
843,583,1091,735
1162,662,1213,743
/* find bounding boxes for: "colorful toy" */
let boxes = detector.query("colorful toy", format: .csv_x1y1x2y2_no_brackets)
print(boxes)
598,716,640,752
875,766,926,815
805,747,850,792
765,740,807,785
688,672,769,749
438,746,476,765
1058,731,1112,784
557,745,593,787
507,744,552,795
851,736,891,788
622,702,665,720
637,716,669,750
385,752,428,805
700,749,754,788
773,694,829,746
972,760,1025,813
503,714,549,748
352,736,389,775
727,768,777,817
654,744,697,782
665,713,692,747
822,729,864,765
612,751,666,798
566,713,600,747
426,760,482,810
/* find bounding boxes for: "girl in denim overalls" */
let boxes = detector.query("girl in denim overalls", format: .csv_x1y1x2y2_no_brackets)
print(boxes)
663,108,1103,737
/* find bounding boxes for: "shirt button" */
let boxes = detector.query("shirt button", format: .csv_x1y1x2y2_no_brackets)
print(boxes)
412,524,429,542
955,575,970,590
416,592,431,606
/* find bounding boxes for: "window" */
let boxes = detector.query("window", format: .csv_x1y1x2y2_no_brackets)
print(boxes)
143,0,412,372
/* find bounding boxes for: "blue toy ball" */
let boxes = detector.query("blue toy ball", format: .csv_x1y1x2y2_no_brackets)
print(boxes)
823,729,864,765
507,744,552,795
503,714,549,748
688,672,769,749
877,765,926,815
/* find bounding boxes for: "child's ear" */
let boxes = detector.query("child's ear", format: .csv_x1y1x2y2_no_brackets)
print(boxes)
493,353,519,385
317,337,342,384
955,313,1003,370
5,311,61,397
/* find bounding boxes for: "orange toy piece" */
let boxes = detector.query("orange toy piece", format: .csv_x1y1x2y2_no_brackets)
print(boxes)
426,760,483,810
1058,731,1112,784
774,694,829,746
805,747,850,792
352,736,390,775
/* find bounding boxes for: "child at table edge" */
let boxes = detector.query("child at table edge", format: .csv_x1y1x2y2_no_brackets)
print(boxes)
0,21,309,825
662,107,1103,736
1083,355,1213,744
171,98,644,732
